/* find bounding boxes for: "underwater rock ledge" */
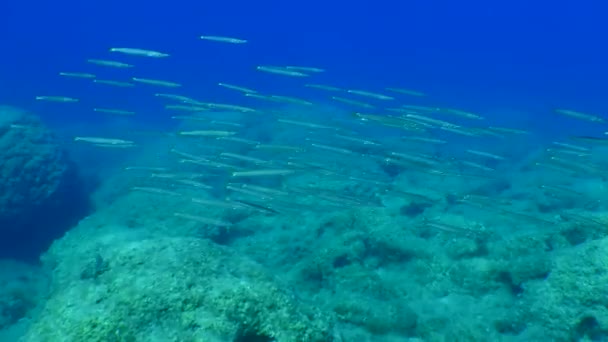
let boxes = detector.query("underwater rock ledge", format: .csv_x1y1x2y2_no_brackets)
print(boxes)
25,233,335,341
0,105,90,260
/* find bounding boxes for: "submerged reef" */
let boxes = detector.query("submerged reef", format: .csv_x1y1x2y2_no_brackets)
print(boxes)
0,106,89,259
24,224,334,342
9,145,608,341
0,260,48,336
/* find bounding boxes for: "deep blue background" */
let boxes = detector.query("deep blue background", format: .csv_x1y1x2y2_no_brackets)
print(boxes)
1,0,607,134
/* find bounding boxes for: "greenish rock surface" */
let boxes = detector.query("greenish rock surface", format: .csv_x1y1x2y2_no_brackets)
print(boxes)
23,232,334,342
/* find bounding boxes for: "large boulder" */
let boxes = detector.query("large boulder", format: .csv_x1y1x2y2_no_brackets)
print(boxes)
0,106,89,259
24,233,335,342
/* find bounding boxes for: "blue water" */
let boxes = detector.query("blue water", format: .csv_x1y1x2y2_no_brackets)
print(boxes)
2,0,607,129
2,0,608,341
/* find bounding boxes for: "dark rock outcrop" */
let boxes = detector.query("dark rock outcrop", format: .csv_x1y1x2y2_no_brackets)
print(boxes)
0,106,89,260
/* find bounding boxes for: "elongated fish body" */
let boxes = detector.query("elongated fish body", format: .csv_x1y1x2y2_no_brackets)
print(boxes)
347,89,395,101
74,136,134,145
93,79,135,87
217,82,257,93
59,72,96,79
331,96,375,109
554,109,605,123
305,83,343,92
132,77,181,88
284,66,325,73
87,59,134,68
232,169,295,177
385,87,426,97
256,66,309,77
200,35,247,44
93,108,135,116
109,48,169,58
178,130,236,137
35,96,79,103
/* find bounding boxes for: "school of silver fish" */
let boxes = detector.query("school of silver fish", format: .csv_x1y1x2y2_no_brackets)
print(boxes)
34,36,608,235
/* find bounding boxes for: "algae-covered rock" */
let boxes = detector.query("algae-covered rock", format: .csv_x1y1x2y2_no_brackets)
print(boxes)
0,260,48,330
24,235,334,342
0,105,88,258
521,237,608,340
